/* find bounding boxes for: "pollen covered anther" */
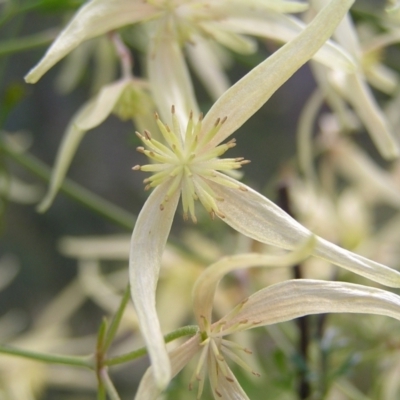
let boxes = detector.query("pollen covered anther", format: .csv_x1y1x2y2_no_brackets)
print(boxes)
133,108,249,220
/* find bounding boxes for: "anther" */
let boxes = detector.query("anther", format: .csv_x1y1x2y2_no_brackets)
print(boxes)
160,204,164,211
198,112,204,121
144,130,152,140
214,117,220,127
132,165,141,170
226,376,234,383
144,184,151,191
136,146,145,153
239,186,248,191
215,389,222,398
154,112,159,120
189,110,193,119
135,131,143,139
221,116,227,124
171,105,175,114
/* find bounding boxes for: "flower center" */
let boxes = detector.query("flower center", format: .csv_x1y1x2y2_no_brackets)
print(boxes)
189,319,259,398
133,106,249,222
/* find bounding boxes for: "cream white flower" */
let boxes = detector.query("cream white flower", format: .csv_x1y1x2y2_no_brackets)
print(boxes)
128,0,400,390
25,0,356,116
36,76,155,212
135,246,400,400
308,0,400,160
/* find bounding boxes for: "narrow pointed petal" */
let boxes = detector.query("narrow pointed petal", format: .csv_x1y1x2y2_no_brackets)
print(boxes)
76,80,129,130
212,364,250,400
36,101,94,212
222,280,400,333
217,16,356,73
36,81,126,212
147,22,200,129
201,0,355,148
25,0,156,83
186,37,230,101
338,73,399,159
129,183,180,390
193,240,315,329
134,335,200,400
208,175,400,287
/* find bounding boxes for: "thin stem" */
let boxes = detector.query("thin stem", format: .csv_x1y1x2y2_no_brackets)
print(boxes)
104,325,199,367
110,32,133,80
101,368,122,400
0,344,94,369
0,137,136,230
104,285,131,352
278,180,311,400
0,29,58,57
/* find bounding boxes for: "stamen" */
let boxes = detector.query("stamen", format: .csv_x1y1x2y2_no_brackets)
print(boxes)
134,110,248,223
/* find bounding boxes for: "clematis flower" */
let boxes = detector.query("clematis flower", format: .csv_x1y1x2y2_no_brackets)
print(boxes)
128,0,400,390
36,33,156,212
308,0,400,160
135,246,400,399
24,0,355,116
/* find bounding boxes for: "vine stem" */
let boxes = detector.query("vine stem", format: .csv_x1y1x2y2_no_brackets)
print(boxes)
0,344,94,369
104,325,199,367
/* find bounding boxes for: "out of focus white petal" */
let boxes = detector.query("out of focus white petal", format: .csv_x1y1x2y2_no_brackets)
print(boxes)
147,21,200,129
25,0,156,83
129,183,180,390
37,81,126,212
76,80,129,130
186,37,230,100
201,0,355,148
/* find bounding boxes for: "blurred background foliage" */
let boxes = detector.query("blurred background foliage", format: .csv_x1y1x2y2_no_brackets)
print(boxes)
1,0,400,399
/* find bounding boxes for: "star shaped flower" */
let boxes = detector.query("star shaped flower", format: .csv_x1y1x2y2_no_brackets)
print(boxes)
135,245,400,399
25,0,355,121
127,0,400,390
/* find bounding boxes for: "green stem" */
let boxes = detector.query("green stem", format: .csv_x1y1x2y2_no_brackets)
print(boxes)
101,369,122,400
0,344,94,369
0,29,58,57
0,137,136,230
104,325,199,367
104,285,131,352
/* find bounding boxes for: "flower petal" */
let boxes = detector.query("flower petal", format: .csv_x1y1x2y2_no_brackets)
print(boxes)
201,0,355,148
192,239,315,330
186,36,231,101
129,182,180,390
25,0,156,83
336,72,399,159
217,15,356,73
134,335,200,400
208,175,400,287
36,81,126,212
210,359,250,400
76,79,129,130
221,280,400,333
147,20,200,130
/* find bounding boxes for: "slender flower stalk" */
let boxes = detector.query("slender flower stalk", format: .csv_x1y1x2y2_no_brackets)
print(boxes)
127,0,400,390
